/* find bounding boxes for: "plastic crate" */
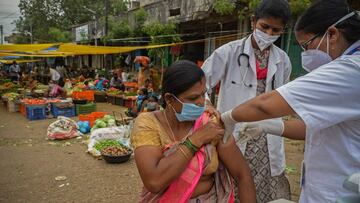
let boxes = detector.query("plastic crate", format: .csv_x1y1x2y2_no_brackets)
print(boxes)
52,106,75,118
79,112,107,127
72,90,94,101
115,96,124,106
20,102,26,116
26,105,46,121
94,94,107,103
75,103,96,115
7,100,19,113
124,99,135,108
107,94,116,105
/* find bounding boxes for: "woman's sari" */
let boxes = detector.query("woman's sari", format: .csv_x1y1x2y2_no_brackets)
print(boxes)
132,112,234,203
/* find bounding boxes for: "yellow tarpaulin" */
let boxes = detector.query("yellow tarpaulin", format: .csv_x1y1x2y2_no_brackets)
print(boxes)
0,43,179,57
0,59,40,64
0,34,232,58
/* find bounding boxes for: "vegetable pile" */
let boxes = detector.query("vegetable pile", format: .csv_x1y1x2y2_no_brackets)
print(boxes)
21,98,47,105
94,139,124,151
106,87,122,95
91,115,116,132
3,92,20,101
101,146,131,156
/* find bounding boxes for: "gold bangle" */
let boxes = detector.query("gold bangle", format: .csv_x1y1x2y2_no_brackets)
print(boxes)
178,145,192,160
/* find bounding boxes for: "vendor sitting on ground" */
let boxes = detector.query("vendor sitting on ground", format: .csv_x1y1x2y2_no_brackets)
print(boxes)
26,76,38,92
141,95,160,112
110,72,125,91
46,80,65,98
94,75,109,91
126,87,149,117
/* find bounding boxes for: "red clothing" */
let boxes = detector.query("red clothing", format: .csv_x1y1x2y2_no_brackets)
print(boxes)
255,60,268,80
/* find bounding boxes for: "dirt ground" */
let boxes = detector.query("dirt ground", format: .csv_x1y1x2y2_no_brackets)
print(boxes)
0,103,304,203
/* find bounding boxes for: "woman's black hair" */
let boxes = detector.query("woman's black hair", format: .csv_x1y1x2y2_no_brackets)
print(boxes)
161,60,205,107
140,87,148,96
295,0,360,44
254,0,291,25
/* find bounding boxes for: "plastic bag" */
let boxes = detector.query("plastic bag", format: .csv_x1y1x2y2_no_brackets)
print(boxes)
87,126,132,157
47,116,79,140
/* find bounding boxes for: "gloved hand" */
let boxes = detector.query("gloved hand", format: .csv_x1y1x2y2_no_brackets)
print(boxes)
242,119,284,136
220,110,238,143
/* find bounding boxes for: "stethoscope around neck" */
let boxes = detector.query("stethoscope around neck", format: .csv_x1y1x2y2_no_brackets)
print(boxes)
234,35,275,90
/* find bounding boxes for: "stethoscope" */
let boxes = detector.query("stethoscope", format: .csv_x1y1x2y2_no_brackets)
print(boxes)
234,35,275,90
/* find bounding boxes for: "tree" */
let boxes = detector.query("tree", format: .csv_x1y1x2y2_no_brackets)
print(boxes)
143,21,181,85
213,0,236,16
48,27,72,43
133,8,148,37
14,0,129,43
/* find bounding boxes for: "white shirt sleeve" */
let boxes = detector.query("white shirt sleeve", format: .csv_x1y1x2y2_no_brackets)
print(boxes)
276,57,360,133
201,45,230,94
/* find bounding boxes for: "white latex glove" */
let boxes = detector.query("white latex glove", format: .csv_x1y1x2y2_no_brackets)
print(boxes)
242,119,284,136
220,110,238,143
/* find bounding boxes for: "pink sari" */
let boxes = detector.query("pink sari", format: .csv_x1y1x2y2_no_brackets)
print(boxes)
139,113,234,203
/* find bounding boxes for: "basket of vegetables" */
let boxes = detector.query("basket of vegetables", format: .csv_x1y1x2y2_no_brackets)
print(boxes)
94,140,132,164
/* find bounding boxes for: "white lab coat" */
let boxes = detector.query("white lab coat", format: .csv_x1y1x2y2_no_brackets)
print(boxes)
202,35,292,176
277,40,360,203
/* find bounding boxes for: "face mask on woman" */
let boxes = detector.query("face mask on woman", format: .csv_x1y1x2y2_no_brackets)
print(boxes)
253,29,280,51
301,33,332,72
301,11,358,72
170,95,205,122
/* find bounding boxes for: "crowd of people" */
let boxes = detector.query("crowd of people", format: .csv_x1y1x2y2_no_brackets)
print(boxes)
131,0,360,203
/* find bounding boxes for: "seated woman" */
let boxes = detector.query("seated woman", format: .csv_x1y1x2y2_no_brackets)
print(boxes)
110,72,125,91
26,76,38,92
126,88,149,117
94,75,109,91
46,80,65,98
141,95,160,112
131,60,256,202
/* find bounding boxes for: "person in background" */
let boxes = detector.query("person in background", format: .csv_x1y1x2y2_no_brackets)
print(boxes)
110,71,125,91
201,0,292,201
134,56,151,88
94,75,109,91
131,60,255,202
121,69,128,82
126,87,149,117
9,61,20,82
49,67,61,84
221,1,360,202
46,80,65,98
142,95,160,112
26,75,38,92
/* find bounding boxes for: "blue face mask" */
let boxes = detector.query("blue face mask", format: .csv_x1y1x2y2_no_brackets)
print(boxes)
138,95,146,100
171,95,205,122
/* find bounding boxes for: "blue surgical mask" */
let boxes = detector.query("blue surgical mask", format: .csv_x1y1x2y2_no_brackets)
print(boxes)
171,95,205,122
138,95,146,100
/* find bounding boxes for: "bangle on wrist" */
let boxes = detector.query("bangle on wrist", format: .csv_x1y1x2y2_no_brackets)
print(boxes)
181,138,198,155
188,137,201,149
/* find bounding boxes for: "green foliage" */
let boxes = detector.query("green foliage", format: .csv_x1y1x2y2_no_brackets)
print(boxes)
142,21,181,67
290,0,312,18
14,0,129,43
48,27,72,42
133,7,148,36
110,0,129,16
107,15,132,39
213,0,236,16
248,0,261,11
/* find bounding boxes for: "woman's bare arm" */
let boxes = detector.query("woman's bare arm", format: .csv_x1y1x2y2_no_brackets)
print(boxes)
217,136,256,203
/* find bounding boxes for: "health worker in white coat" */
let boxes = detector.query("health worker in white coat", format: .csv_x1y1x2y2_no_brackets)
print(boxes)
221,0,360,202
201,0,292,202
